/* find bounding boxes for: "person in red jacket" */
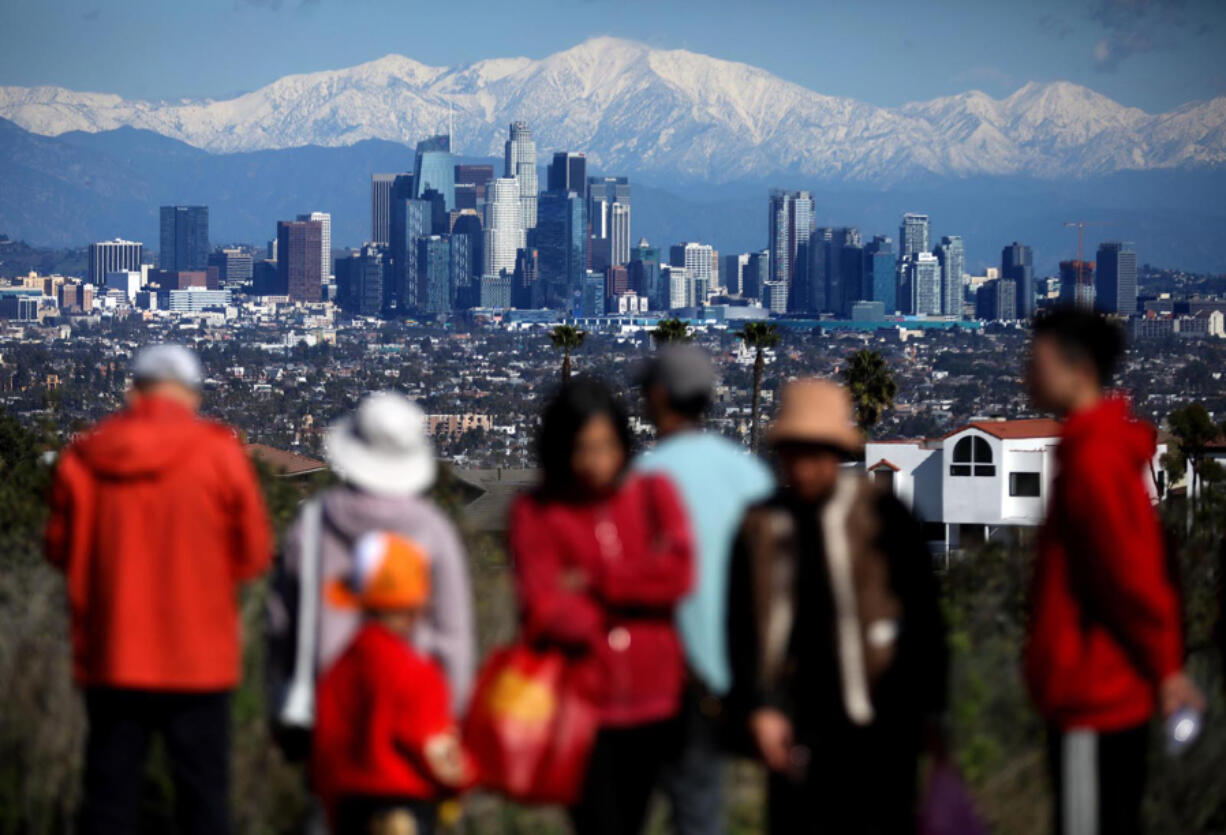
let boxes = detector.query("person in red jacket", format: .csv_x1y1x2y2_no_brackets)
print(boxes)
313,530,473,835
44,343,272,835
1024,309,1204,835
509,378,693,835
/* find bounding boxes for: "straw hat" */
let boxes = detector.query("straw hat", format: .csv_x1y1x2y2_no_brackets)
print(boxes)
324,391,437,496
767,378,863,454
327,531,431,611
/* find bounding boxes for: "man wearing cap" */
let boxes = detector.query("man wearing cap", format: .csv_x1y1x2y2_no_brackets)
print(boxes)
726,378,947,834
269,391,474,720
635,345,774,835
45,344,272,834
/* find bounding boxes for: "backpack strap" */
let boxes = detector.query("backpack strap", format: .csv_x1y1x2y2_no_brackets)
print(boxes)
279,497,323,728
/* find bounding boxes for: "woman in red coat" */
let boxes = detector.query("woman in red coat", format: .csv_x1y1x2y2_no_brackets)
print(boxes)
509,377,694,835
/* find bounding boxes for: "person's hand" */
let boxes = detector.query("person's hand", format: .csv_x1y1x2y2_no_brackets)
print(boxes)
1160,671,1205,718
750,708,794,773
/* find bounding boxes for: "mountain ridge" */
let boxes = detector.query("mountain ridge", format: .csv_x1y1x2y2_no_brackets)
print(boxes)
2,37,1224,183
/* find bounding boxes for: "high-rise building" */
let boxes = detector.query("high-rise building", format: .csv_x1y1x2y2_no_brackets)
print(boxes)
390,197,433,312
745,250,770,302
417,235,452,315
907,252,943,316
723,253,750,296
1095,241,1138,316
863,236,896,313
504,122,538,230
535,190,587,310
483,178,526,279
546,152,587,195
665,266,690,310
976,278,1018,321
1059,261,1096,310
512,248,539,309
806,227,862,315
899,213,930,258
88,239,143,287
159,206,209,271
276,219,323,302
1001,241,1035,320
587,176,632,266
335,244,386,317
207,248,254,290
629,239,664,311
450,233,478,308
454,165,494,202
298,212,333,282
370,174,398,245
670,242,714,304
479,275,513,309
413,135,455,210
934,235,965,318
763,280,788,314
580,271,606,317
768,189,815,298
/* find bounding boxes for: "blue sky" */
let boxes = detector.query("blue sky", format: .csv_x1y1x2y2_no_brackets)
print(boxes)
1,0,1223,112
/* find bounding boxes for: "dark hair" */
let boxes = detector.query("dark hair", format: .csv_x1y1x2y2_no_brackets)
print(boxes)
1031,307,1125,386
537,377,633,494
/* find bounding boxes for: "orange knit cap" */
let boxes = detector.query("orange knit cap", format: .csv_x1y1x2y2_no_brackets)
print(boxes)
326,531,431,611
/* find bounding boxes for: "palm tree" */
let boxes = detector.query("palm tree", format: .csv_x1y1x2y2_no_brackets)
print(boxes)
548,324,586,382
650,317,692,346
736,322,780,452
841,348,898,433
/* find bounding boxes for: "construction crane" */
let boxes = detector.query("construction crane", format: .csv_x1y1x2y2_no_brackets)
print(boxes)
1062,220,1113,291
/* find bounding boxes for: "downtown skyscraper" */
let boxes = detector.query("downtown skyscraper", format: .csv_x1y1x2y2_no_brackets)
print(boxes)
1095,241,1138,316
768,189,814,305
1001,242,1035,320
276,219,322,302
588,176,632,266
899,213,930,258
159,206,209,270
483,177,525,278
504,122,538,230
934,234,965,317
88,239,143,287
370,174,397,245
298,211,332,283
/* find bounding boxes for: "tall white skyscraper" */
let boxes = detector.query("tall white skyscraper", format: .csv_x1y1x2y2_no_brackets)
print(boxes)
484,177,525,277
298,211,332,282
504,122,538,230
679,242,714,302
768,189,815,293
665,266,690,309
934,234,965,317
900,213,930,258
909,252,943,315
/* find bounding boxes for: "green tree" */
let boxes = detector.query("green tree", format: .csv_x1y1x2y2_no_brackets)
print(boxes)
1167,403,1221,506
650,317,692,346
548,324,586,382
736,322,780,452
841,348,899,433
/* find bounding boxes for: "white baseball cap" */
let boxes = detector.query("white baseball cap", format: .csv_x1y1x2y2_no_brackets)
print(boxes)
131,344,203,390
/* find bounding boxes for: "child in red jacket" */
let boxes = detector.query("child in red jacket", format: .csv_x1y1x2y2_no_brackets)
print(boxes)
313,531,473,835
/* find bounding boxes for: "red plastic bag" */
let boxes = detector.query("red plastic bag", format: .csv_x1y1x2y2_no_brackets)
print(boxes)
462,644,599,806
918,764,988,835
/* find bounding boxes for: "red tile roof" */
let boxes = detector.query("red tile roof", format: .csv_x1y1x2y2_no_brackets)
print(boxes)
247,443,327,477
941,418,1063,441
867,458,900,472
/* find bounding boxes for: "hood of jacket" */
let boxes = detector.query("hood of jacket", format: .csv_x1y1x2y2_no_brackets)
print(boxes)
320,484,442,544
72,396,216,479
1059,395,1156,471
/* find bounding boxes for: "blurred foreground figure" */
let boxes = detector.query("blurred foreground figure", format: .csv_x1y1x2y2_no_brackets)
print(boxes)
1024,309,1204,835
313,532,473,834
727,379,947,835
636,345,774,835
45,344,272,835
509,378,693,835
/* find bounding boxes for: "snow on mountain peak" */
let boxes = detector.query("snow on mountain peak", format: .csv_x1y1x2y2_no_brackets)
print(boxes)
0,40,1221,183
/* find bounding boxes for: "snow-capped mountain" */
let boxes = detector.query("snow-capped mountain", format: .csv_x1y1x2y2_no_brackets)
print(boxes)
2,37,1224,183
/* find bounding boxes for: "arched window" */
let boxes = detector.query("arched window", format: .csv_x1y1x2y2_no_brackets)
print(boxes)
950,435,995,477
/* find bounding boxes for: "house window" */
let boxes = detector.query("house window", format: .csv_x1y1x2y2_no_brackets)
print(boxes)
1009,472,1041,497
950,436,995,477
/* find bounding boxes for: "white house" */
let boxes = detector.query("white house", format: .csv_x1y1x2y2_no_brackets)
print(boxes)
866,418,1167,551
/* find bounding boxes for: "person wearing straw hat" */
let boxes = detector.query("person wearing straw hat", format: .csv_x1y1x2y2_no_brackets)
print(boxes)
313,531,474,835
268,391,475,752
726,378,948,834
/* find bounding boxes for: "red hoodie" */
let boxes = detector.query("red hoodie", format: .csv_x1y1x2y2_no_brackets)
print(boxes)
1025,396,1181,731
45,396,272,690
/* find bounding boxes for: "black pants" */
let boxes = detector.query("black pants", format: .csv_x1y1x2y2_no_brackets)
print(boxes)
767,719,920,835
571,719,679,835
1047,723,1149,835
80,688,231,835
